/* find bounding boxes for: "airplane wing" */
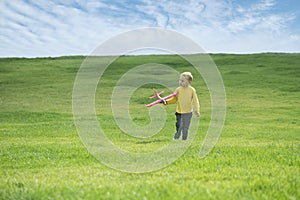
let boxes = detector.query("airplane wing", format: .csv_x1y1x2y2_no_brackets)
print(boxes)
145,99,162,107
149,91,164,99
145,92,177,107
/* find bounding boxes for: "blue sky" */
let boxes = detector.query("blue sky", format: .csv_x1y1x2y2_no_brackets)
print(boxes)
1,0,299,57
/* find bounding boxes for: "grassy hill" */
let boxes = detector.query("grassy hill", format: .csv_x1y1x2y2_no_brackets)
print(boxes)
0,53,299,199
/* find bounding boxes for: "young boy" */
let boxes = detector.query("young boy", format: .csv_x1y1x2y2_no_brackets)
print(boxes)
161,72,200,140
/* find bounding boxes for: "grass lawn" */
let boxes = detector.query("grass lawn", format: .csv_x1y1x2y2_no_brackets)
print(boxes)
0,53,299,199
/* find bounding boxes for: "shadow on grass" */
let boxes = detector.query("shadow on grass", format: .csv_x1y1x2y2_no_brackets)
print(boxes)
135,139,169,144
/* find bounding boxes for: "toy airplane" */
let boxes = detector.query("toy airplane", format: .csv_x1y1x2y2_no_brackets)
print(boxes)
145,88,177,107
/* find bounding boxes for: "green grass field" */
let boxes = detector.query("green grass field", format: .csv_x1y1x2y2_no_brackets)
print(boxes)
0,53,299,199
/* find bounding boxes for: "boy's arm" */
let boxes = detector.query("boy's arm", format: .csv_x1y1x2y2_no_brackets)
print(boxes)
166,95,177,105
165,89,178,105
193,89,200,117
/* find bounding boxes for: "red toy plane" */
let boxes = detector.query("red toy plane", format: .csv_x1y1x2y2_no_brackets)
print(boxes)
145,88,177,107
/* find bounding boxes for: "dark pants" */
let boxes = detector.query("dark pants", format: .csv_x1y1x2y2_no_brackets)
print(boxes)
174,112,192,140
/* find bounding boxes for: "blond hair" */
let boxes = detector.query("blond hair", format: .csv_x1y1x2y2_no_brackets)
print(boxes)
181,72,193,82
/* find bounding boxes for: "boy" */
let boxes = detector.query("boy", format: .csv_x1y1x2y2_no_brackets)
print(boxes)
161,72,200,140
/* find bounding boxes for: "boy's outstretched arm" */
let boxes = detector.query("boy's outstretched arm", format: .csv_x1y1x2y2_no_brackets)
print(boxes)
166,95,177,105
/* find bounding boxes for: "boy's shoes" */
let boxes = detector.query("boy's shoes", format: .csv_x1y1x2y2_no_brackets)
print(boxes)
173,137,188,141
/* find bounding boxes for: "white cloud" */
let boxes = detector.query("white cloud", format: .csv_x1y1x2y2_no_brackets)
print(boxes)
0,0,299,57
227,0,295,34
0,0,115,57
183,0,300,53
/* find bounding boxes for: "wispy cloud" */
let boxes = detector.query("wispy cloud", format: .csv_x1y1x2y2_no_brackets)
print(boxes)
227,0,295,33
0,0,299,57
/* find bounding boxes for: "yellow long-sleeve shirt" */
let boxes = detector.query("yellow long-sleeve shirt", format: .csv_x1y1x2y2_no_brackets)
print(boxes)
166,86,199,114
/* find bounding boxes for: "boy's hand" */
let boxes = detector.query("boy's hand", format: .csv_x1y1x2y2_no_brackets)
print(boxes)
159,98,167,105
194,111,200,117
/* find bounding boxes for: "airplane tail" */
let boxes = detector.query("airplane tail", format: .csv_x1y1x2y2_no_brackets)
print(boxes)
149,89,164,99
